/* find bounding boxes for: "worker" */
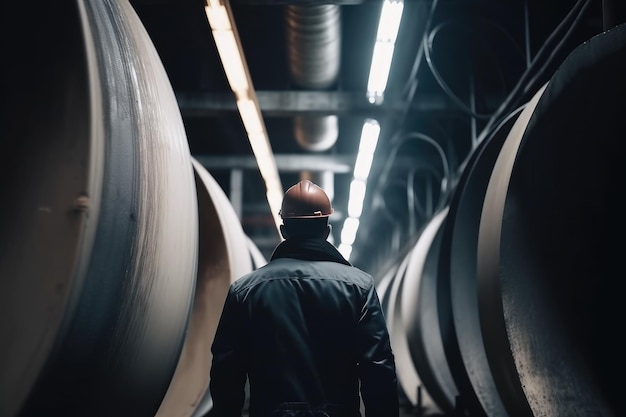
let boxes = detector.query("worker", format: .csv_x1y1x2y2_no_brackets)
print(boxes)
208,179,399,417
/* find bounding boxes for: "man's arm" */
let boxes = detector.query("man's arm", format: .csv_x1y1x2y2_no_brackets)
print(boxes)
208,287,247,417
357,281,400,417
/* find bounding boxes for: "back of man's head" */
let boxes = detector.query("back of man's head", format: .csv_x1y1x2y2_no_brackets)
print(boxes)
279,180,333,240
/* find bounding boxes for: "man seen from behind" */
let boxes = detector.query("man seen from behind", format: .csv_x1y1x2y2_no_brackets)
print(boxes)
208,180,399,417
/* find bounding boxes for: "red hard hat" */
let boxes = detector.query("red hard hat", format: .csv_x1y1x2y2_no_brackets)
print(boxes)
279,180,333,219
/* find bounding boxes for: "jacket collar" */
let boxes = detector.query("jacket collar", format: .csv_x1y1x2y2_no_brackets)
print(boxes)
270,237,352,266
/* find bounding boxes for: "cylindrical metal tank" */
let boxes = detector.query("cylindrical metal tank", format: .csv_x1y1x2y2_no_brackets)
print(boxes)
156,158,253,417
380,237,442,415
477,23,626,417
1,1,198,416
381,22,626,417
401,207,459,415
435,98,538,417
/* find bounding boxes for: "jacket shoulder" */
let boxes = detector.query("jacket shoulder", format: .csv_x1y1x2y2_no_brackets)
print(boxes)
231,258,375,293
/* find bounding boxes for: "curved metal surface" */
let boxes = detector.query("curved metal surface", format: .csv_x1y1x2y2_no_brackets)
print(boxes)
400,207,458,414
9,1,199,415
375,260,400,314
0,3,102,415
385,245,439,413
480,24,626,417
476,83,546,417
285,4,340,89
157,158,253,417
384,249,419,404
294,115,339,152
285,4,340,151
436,107,523,417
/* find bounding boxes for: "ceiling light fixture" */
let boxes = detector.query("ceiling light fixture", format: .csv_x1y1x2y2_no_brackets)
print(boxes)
366,0,404,105
338,0,404,261
338,119,380,260
205,0,283,235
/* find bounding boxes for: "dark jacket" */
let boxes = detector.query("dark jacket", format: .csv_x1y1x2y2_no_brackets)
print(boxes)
208,237,399,417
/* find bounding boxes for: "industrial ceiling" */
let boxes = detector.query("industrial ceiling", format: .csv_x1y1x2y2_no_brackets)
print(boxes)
129,0,606,275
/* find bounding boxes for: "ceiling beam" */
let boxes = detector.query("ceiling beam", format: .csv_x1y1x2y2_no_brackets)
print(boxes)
177,90,458,118
194,153,354,173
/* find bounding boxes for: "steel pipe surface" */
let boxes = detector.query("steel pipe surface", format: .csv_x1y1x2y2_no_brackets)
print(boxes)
476,84,546,417
157,159,253,417
436,106,523,417
401,208,459,415
1,3,100,415
383,241,440,414
478,23,626,417
1,1,199,416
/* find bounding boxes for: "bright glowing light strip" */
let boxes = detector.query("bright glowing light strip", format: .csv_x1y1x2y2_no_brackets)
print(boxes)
347,180,366,217
353,152,374,182
338,243,352,260
360,119,381,151
236,98,264,134
353,119,380,180
341,217,360,246
341,1,404,260
205,0,283,235
367,42,395,102
377,0,404,42
366,0,404,103
212,31,250,95
205,0,229,29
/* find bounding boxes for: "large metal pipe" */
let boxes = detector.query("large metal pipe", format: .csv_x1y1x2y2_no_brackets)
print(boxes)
0,1,199,416
380,239,442,415
436,103,525,417
157,158,253,417
379,23,626,417
477,23,626,417
401,207,459,415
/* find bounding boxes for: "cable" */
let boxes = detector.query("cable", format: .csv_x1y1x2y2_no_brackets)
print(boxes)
377,131,451,216
476,0,592,145
423,17,527,120
399,0,440,100
457,101,527,175
521,0,593,97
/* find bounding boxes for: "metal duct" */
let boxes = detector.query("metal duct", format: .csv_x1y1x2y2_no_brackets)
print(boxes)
285,4,341,152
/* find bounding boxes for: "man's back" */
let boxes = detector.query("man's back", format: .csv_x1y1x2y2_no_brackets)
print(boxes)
209,239,399,417
209,181,398,417
238,257,374,415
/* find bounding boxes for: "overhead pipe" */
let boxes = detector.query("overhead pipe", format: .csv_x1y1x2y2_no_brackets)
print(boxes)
0,1,199,415
285,3,341,192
